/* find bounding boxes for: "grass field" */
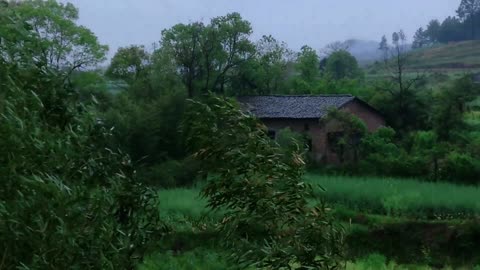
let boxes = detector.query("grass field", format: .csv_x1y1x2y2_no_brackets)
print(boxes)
158,175,480,220
306,174,480,218
149,174,480,268
141,250,475,270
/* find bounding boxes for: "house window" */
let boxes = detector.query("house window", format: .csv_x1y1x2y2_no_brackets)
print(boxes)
267,130,276,140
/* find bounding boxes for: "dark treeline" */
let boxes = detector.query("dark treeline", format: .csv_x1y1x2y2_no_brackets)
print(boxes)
413,0,480,48
100,12,480,186
100,12,370,187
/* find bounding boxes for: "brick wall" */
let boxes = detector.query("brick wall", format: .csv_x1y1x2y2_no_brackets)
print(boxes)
260,100,385,164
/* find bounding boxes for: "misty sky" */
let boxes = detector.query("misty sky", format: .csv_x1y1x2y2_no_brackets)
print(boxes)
63,0,460,57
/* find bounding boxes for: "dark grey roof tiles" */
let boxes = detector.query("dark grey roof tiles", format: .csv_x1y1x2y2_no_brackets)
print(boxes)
237,95,356,119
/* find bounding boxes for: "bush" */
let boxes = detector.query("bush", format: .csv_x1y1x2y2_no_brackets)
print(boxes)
183,95,344,269
440,151,480,184
137,157,201,187
0,43,164,269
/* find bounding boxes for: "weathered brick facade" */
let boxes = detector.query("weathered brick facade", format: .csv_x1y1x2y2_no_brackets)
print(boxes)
258,99,385,163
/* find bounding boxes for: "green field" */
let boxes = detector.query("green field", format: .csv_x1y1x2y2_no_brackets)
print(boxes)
146,174,480,269
158,175,480,219
307,174,480,218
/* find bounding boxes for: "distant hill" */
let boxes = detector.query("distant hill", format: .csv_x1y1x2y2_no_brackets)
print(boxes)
343,39,383,66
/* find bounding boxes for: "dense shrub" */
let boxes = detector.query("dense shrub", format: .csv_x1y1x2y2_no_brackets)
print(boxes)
0,75,165,269
0,13,165,266
439,151,480,184
183,95,344,269
137,157,201,187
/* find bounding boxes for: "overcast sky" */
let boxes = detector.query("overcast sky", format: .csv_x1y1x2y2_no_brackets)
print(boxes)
63,0,459,57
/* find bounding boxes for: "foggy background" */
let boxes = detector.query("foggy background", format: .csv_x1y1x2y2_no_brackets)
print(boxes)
63,0,459,57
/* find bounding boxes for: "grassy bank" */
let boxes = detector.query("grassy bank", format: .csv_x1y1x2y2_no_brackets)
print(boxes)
306,174,480,218
151,174,480,268
158,174,480,220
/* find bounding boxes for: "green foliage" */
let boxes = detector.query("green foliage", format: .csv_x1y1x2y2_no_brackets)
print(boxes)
159,12,255,97
157,188,211,220
414,0,480,44
276,127,308,154
359,127,405,175
104,91,187,165
325,50,364,81
293,45,320,89
324,109,367,164
440,151,480,183
239,35,293,94
106,45,151,85
183,95,344,269
8,0,108,71
0,3,164,269
433,75,480,140
140,250,233,270
346,254,436,270
374,31,432,132
0,66,165,269
137,157,201,188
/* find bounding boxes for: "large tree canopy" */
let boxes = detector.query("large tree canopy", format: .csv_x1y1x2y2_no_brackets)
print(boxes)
106,45,151,84
324,50,363,80
7,0,108,72
159,12,255,97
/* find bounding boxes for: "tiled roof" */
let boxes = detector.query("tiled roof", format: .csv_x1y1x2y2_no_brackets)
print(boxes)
237,95,356,119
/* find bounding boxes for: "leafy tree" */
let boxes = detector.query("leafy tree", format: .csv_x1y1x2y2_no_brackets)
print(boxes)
149,44,185,95
378,35,389,60
209,12,255,95
183,95,344,269
359,127,404,175
433,75,480,140
438,16,466,43
412,27,429,48
295,45,320,83
0,4,163,268
9,0,108,74
161,22,204,97
324,50,363,80
375,31,429,132
410,131,447,180
456,0,480,39
250,35,293,94
323,109,367,164
107,45,151,85
425,19,441,43
160,13,255,97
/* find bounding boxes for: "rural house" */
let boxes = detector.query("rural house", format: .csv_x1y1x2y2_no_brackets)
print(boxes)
238,95,385,163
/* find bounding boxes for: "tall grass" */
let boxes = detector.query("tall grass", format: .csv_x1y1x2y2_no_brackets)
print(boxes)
158,188,207,219
306,174,480,218
158,175,480,219
140,250,232,270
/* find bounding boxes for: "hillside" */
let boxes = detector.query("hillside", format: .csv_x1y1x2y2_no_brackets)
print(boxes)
404,41,480,70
